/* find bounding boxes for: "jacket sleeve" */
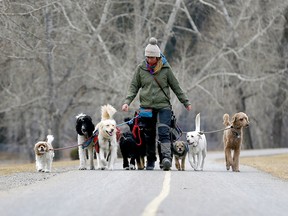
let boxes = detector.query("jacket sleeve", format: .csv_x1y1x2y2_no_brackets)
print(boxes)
167,67,191,107
124,67,141,105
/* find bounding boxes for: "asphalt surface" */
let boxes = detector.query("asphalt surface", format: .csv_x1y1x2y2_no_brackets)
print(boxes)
0,148,288,216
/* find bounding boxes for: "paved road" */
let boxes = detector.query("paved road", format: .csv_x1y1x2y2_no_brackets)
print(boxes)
1,148,288,216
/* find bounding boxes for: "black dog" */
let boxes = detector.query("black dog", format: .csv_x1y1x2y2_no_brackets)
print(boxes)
119,117,146,170
75,113,96,170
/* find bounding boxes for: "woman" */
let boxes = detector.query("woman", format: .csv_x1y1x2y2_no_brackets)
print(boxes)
122,37,192,171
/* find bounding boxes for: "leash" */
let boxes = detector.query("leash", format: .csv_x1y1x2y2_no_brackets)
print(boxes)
182,126,232,135
51,116,139,152
116,115,139,127
53,143,83,151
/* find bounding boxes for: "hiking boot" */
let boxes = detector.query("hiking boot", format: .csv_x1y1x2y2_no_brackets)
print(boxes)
146,161,155,170
162,158,171,171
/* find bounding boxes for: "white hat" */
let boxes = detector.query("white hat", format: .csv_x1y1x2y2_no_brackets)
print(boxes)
145,37,161,57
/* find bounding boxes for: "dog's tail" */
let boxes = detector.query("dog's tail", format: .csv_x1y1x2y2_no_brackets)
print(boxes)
223,114,230,127
46,135,54,144
101,104,117,120
195,113,200,131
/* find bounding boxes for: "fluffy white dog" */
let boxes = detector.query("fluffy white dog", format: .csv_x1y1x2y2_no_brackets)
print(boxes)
34,135,55,173
186,113,207,171
95,104,118,170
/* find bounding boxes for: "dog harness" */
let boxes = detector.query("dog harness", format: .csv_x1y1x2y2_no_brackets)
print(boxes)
82,128,121,153
172,143,189,157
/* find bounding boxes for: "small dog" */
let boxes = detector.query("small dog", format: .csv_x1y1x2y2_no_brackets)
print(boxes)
119,117,145,170
75,113,96,170
186,113,207,171
172,141,188,171
95,104,119,170
223,112,249,172
34,135,55,173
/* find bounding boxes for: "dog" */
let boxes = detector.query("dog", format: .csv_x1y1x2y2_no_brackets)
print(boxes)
172,141,188,171
223,112,249,172
186,113,207,171
95,104,119,170
119,117,145,170
75,113,96,170
34,135,55,173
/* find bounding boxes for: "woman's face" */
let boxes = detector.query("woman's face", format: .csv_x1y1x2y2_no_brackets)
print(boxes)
146,56,158,65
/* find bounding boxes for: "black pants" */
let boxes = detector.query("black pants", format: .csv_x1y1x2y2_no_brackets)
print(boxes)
139,107,172,163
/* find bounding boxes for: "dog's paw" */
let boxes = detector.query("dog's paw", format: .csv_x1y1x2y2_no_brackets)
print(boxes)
79,167,87,170
44,170,50,173
101,159,108,166
37,169,43,172
129,164,136,170
90,166,95,170
124,167,130,170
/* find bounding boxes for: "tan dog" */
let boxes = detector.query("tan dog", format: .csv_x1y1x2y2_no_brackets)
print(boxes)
172,141,188,171
223,112,249,172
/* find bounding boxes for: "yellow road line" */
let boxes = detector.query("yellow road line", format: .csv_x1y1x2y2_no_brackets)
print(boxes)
142,172,171,216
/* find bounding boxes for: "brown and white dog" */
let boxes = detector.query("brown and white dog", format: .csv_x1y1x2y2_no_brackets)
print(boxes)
223,112,249,172
95,104,119,170
34,135,55,173
172,141,188,171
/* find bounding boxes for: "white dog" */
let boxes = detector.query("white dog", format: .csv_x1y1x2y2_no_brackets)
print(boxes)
95,104,119,170
34,135,55,173
186,113,207,171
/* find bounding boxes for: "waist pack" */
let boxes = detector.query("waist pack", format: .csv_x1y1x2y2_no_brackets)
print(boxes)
138,108,153,118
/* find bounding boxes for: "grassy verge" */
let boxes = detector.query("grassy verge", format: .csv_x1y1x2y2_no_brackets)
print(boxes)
240,154,288,180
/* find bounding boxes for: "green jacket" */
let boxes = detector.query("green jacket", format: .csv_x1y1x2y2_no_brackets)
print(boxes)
124,60,191,109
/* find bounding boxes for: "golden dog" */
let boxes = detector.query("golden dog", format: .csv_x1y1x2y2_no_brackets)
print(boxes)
223,112,249,172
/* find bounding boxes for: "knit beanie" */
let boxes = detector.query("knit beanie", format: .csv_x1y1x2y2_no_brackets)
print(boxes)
145,37,161,57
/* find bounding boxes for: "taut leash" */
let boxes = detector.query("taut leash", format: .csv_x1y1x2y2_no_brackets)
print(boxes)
182,126,232,135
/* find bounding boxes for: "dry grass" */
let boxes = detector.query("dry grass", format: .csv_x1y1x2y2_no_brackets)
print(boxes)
240,154,288,181
0,160,78,176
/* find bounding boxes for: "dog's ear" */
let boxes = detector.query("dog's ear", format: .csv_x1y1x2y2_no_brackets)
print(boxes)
232,114,237,123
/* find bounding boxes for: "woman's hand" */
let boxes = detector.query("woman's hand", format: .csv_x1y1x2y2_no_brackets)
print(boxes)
122,104,129,112
186,105,192,111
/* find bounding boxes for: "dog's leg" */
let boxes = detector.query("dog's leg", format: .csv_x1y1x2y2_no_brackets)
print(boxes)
188,153,196,170
36,156,43,172
99,149,107,170
175,157,180,171
233,149,240,172
137,156,145,170
195,153,202,171
225,147,232,171
200,150,206,171
181,157,186,171
123,156,129,170
78,135,87,170
96,152,100,169
130,157,136,170
78,146,87,170
87,145,95,170
107,146,117,170
45,153,54,173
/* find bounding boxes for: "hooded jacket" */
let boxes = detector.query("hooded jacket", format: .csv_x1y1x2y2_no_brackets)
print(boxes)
124,60,190,109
